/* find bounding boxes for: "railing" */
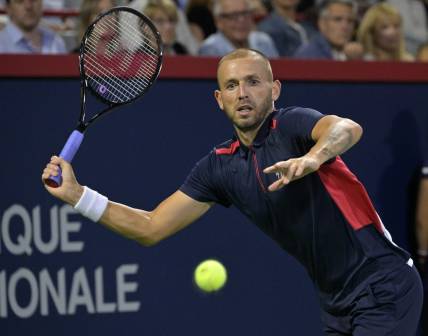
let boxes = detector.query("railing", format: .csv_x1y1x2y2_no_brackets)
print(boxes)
1,55,428,83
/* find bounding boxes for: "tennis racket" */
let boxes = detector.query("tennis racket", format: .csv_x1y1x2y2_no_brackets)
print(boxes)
45,6,163,187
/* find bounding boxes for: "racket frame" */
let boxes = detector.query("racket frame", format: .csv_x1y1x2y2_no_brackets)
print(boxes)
77,6,163,131
45,7,163,187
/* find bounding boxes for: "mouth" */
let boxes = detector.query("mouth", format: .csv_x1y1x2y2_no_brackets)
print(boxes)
236,104,253,116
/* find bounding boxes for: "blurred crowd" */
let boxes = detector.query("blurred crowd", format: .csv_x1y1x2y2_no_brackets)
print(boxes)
1,0,428,61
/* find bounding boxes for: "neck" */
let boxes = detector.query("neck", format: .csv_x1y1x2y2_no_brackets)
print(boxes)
235,128,258,147
14,21,42,50
234,111,273,147
230,39,249,49
25,30,42,51
274,3,296,21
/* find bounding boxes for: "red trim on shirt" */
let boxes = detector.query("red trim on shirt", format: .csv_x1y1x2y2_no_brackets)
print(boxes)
215,140,240,155
317,157,383,232
270,119,277,129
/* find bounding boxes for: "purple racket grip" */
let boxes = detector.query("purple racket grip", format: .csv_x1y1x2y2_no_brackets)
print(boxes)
45,130,84,188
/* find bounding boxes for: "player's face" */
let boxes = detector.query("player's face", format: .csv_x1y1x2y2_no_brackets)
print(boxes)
215,56,281,133
7,0,42,32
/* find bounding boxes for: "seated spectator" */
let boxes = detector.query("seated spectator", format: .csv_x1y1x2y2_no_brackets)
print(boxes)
357,3,414,61
186,0,216,45
294,0,363,60
417,42,428,62
386,0,428,56
258,0,309,57
75,0,115,50
144,0,188,55
130,0,199,54
199,0,278,57
0,0,66,53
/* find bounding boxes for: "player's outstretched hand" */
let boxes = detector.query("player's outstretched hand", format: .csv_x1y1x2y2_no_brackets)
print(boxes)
263,155,321,192
42,156,84,206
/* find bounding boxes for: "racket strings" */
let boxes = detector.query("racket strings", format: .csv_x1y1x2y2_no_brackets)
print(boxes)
84,28,153,97
84,51,148,98
90,17,159,72
86,22,157,88
83,10,161,104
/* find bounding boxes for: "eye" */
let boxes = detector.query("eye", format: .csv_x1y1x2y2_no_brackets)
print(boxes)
226,82,237,90
249,79,260,86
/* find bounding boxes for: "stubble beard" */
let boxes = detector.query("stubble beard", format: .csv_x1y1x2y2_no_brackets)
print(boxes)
231,95,273,132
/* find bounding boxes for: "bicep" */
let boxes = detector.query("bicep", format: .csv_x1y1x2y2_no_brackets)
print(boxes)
311,115,342,141
150,190,213,241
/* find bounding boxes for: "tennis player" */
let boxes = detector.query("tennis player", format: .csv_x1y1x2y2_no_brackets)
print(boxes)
42,49,423,335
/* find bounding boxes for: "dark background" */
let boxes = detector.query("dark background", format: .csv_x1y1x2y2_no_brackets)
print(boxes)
0,77,427,335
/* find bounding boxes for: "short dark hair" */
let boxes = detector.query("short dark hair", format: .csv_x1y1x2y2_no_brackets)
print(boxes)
319,0,357,18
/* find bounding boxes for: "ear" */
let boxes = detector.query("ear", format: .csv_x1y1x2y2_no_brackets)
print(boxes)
272,80,281,102
214,90,224,110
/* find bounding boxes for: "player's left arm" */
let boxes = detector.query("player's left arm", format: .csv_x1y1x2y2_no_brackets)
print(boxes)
264,115,362,191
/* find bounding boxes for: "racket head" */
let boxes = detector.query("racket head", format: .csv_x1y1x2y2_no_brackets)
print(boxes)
79,6,163,107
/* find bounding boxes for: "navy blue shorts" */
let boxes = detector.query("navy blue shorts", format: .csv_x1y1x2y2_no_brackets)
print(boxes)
321,261,423,336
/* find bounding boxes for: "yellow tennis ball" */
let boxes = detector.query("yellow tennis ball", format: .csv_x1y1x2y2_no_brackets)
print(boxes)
194,259,227,292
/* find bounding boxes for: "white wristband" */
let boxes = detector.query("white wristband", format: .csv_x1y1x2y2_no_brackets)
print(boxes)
74,186,108,222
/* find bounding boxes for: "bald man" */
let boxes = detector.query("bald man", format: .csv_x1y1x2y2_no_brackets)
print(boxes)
42,49,422,335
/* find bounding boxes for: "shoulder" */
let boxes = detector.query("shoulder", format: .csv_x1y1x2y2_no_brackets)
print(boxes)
213,138,240,156
198,33,227,55
274,107,325,136
258,12,282,32
194,138,238,166
276,106,324,119
250,31,272,41
40,25,66,50
294,34,331,59
249,31,278,57
200,33,223,48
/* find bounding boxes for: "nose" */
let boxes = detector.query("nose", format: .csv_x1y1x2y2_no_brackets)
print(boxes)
238,83,248,100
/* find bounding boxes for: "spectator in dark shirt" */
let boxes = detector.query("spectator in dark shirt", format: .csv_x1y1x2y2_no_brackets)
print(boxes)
258,0,309,57
294,0,363,60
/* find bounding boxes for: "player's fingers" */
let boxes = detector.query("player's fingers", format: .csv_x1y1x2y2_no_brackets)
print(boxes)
44,167,59,177
295,163,305,177
286,162,298,182
42,168,50,180
263,161,289,174
263,164,277,174
47,163,60,171
52,156,74,176
268,179,285,192
50,155,61,164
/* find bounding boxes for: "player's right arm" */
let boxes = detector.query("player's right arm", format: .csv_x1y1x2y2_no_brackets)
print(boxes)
42,156,213,246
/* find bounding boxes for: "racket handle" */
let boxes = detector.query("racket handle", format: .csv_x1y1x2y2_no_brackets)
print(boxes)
45,130,84,188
